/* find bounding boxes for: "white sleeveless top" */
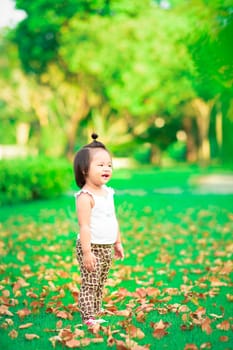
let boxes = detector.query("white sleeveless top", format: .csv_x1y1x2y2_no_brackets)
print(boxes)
75,185,118,244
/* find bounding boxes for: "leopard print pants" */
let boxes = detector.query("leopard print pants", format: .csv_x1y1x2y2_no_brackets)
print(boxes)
76,239,113,321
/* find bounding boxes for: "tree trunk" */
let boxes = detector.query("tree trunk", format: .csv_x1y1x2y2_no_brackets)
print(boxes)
191,98,214,165
221,96,233,163
183,117,198,162
215,100,223,156
66,91,89,159
150,144,161,165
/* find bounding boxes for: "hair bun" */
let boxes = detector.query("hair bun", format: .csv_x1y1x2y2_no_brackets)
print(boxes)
91,133,98,141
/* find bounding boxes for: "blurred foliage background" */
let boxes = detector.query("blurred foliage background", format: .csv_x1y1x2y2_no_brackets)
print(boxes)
1,4,233,347
0,0,233,167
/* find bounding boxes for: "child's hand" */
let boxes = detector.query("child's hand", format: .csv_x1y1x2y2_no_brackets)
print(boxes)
83,252,97,271
114,243,124,260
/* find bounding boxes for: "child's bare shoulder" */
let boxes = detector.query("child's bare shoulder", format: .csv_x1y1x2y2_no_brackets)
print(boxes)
76,190,94,207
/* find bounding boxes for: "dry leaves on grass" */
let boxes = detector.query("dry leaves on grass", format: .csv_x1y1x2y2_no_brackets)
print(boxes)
115,338,150,350
1,205,233,349
49,326,104,348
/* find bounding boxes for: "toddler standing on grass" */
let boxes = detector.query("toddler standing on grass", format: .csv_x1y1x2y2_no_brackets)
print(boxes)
73,133,124,326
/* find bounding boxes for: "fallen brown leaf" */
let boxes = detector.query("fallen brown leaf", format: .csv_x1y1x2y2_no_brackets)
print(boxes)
13,278,29,293
16,308,31,318
2,289,10,297
180,324,194,331
56,310,73,320
153,328,168,339
87,323,100,334
115,309,131,317
190,307,206,324
80,338,91,346
116,338,149,350
26,291,38,298
0,305,13,316
219,261,232,275
25,333,40,340
209,313,222,319
74,328,85,337
156,307,168,314
8,329,18,339
184,344,198,350
226,293,233,301
216,320,230,330
219,335,229,342
30,300,44,309
127,325,145,339
201,317,212,334
200,342,212,349
210,277,227,287
164,287,179,295
19,322,33,329
179,305,190,313
136,311,146,322
49,335,62,348
56,320,63,329
59,328,74,341
1,318,14,328
92,338,104,343
115,339,128,350
65,339,81,348
151,319,170,339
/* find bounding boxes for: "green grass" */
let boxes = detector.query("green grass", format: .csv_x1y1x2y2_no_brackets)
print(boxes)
0,166,233,350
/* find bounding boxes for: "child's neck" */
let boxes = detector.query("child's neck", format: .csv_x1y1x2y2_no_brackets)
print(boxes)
84,183,106,195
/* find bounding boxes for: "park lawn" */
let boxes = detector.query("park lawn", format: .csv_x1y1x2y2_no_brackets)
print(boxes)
0,167,233,350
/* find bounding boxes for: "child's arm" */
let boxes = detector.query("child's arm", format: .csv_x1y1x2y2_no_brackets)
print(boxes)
76,193,97,271
114,224,124,260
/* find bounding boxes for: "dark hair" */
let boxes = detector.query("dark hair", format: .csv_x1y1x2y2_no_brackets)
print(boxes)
73,133,107,188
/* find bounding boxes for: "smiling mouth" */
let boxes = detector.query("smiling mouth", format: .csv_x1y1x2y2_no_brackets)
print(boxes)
102,174,109,179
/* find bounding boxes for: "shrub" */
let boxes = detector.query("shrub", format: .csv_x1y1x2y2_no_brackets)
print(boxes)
0,157,73,205
166,141,186,161
110,141,151,164
133,143,151,164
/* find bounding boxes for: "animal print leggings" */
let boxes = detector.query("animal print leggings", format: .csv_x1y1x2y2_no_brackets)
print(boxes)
76,239,113,322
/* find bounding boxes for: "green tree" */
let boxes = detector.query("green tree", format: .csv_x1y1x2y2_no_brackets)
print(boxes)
13,0,196,159
180,0,233,163
0,35,40,147
10,0,232,163
0,34,67,156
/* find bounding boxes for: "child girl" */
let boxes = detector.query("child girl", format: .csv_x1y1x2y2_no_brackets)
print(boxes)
73,133,124,326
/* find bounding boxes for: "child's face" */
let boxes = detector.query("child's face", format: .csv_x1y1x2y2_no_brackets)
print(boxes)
86,148,112,186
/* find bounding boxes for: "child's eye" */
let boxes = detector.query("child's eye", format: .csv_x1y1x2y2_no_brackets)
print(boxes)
97,163,112,167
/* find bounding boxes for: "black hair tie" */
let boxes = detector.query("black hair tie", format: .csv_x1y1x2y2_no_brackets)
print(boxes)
91,133,98,141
